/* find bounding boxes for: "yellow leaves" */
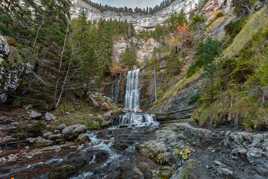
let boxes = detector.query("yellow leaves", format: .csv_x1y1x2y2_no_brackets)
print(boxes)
175,146,192,160
156,153,169,165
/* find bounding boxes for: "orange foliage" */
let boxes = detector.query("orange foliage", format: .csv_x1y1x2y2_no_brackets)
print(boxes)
176,23,190,34
175,23,193,48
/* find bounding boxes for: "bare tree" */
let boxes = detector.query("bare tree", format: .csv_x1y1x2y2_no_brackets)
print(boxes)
54,23,70,107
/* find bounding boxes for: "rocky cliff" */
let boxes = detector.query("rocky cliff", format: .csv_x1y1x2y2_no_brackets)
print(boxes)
71,0,200,32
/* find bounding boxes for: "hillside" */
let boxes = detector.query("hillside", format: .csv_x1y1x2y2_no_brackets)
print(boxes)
1,0,268,178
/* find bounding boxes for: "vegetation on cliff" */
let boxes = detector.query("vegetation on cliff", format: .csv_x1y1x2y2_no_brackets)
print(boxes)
194,6,268,130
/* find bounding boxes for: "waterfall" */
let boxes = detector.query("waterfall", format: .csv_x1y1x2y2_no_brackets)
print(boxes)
112,75,121,103
114,69,159,128
124,69,140,112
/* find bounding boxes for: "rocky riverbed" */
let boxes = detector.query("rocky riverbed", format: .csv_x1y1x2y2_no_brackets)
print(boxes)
1,106,268,179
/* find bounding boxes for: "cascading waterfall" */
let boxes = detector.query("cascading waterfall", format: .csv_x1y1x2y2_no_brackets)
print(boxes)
112,76,121,103
116,68,159,128
124,69,140,112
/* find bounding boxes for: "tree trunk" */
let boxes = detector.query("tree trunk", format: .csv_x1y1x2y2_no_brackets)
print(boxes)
154,63,158,102
54,24,70,106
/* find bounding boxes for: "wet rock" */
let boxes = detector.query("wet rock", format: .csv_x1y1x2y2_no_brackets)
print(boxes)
214,160,234,177
45,112,56,121
231,147,247,159
247,147,264,163
30,110,42,119
46,158,64,166
224,132,253,148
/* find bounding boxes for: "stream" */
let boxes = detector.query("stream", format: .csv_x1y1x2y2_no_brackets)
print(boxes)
69,68,159,178
0,69,159,179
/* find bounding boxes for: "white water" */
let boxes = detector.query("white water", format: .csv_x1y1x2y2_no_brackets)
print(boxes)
71,133,120,179
124,69,140,112
118,69,159,128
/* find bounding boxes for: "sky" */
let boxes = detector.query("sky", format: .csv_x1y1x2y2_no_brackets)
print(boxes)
91,0,164,8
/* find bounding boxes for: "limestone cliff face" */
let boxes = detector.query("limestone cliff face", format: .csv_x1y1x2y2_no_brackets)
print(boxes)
112,37,160,64
71,0,200,32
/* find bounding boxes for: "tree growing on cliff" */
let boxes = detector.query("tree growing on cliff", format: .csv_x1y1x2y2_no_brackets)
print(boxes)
121,47,137,68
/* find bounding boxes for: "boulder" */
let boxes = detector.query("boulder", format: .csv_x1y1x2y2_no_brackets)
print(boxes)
73,125,87,134
30,110,42,119
62,124,87,140
57,124,66,131
45,112,56,121
0,93,8,104
0,35,10,57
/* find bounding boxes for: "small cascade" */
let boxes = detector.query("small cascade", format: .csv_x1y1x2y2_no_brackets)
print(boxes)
115,69,159,128
112,75,121,103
